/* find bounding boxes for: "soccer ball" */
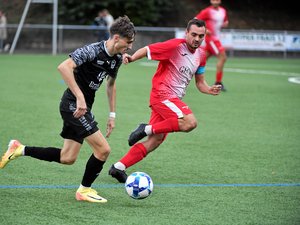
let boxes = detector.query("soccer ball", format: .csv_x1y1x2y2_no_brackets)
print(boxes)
125,172,153,199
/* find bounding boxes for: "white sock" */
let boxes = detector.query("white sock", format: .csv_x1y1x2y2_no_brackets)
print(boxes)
21,145,25,156
114,162,126,171
145,125,152,135
79,184,89,189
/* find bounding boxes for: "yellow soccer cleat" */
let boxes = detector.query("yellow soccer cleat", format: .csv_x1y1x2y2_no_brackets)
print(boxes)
0,140,24,169
75,187,107,203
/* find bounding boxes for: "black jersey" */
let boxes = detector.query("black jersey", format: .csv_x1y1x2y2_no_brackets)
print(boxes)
61,41,122,109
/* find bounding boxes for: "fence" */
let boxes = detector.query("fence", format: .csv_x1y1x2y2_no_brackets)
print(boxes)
3,24,300,58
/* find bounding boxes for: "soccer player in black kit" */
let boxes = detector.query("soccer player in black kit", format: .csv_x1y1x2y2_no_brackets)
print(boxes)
0,16,136,203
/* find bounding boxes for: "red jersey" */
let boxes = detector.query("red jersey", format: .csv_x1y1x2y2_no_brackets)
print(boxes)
195,5,228,41
146,38,206,105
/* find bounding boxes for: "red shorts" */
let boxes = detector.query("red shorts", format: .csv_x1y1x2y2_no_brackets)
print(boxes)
148,98,193,141
205,39,225,55
149,98,193,125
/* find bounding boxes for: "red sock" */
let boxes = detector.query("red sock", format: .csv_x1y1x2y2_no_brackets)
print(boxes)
216,71,223,83
152,117,179,134
120,143,147,168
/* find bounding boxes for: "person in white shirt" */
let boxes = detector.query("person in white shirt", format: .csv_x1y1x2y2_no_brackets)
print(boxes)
0,10,8,52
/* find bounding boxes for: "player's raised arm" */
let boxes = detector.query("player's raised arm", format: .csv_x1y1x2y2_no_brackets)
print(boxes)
123,47,148,64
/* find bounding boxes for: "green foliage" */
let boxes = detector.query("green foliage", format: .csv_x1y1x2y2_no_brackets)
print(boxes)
58,0,181,26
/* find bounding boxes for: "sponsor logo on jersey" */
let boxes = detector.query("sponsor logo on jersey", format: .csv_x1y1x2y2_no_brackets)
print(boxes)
97,60,105,65
89,81,101,90
111,60,116,69
97,71,107,82
179,66,192,75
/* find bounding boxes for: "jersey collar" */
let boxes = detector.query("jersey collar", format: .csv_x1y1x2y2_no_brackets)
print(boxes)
104,41,113,57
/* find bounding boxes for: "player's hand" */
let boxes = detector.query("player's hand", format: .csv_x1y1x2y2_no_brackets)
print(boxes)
73,97,87,118
209,84,222,95
106,117,115,138
222,21,229,28
122,53,132,64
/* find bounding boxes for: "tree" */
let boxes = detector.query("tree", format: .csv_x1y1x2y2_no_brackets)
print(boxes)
58,0,186,26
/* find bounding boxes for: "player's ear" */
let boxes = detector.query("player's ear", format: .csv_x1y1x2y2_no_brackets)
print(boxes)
113,34,120,42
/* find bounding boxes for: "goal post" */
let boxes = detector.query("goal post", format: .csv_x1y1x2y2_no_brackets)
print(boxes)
9,0,58,55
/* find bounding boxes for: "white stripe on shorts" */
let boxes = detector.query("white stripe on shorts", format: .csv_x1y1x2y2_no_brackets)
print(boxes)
209,41,219,55
162,100,184,118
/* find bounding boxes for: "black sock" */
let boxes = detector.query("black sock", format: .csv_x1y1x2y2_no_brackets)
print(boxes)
81,154,105,187
24,146,61,163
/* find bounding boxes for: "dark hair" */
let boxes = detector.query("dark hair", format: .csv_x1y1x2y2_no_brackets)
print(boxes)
187,18,206,31
110,15,136,39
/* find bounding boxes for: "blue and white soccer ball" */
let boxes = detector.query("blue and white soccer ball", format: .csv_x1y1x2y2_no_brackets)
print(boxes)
125,172,153,199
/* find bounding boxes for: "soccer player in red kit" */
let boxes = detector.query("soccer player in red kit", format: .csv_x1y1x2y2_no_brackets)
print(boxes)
109,19,222,183
195,0,229,91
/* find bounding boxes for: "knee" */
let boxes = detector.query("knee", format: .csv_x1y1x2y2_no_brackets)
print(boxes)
60,157,76,165
94,146,111,160
221,53,227,62
102,146,111,158
181,120,197,132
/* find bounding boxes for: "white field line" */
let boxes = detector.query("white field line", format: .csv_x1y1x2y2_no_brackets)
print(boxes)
139,62,300,77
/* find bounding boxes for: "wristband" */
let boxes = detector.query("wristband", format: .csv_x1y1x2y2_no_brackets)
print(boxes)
109,112,116,118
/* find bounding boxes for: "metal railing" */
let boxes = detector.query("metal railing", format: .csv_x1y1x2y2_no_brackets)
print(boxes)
3,24,300,58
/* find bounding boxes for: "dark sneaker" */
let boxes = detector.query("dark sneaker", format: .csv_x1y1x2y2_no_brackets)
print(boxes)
215,82,227,92
128,123,147,146
108,165,128,183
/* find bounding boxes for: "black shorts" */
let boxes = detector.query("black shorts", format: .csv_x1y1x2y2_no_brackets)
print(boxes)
59,100,99,144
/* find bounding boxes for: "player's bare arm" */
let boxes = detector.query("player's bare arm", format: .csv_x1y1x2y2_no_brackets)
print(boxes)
195,74,221,95
106,76,116,138
57,58,87,118
123,47,148,64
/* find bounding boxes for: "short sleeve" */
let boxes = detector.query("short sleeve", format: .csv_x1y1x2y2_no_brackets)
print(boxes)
69,43,98,66
195,8,208,21
147,39,185,61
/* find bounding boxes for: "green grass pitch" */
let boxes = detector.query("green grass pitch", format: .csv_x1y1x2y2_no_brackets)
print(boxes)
0,54,299,225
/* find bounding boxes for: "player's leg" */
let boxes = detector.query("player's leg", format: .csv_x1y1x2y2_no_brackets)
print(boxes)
208,40,227,91
110,100,198,183
109,133,166,183
60,105,108,203
75,130,110,203
0,138,81,168
215,50,227,89
109,110,166,183
128,98,197,146
121,133,165,167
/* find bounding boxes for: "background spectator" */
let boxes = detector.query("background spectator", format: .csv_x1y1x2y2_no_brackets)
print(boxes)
0,10,8,52
93,9,109,41
102,9,114,30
